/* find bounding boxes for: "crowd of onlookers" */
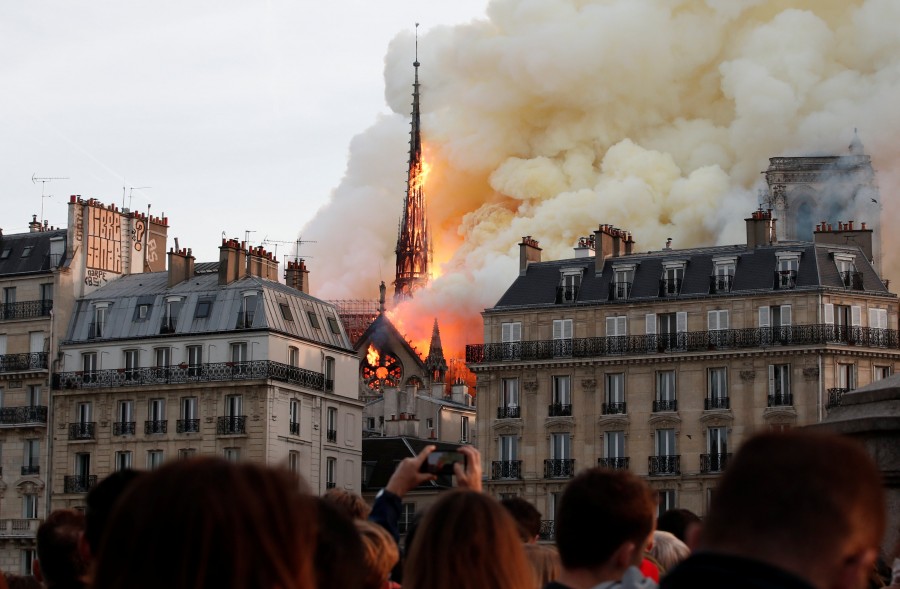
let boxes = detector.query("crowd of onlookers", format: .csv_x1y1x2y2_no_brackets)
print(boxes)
1,430,898,589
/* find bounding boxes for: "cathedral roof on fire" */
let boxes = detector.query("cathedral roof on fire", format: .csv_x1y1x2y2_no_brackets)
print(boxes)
354,312,426,370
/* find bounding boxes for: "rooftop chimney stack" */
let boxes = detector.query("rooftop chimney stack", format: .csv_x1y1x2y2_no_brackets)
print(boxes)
29,215,41,233
167,247,195,287
745,209,777,248
593,224,634,274
218,239,248,285
519,236,542,276
284,259,310,294
814,219,875,265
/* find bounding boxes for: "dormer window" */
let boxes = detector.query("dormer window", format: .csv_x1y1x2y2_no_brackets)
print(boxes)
711,256,737,294
237,292,258,329
833,253,862,290
160,296,183,334
610,264,635,300
557,268,582,303
774,252,801,290
90,303,110,339
659,261,686,297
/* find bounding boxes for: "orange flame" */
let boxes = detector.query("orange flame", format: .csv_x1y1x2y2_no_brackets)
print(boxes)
366,344,380,367
410,159,432,193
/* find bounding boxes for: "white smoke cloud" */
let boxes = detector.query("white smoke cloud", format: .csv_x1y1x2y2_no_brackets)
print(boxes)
302,0,900,352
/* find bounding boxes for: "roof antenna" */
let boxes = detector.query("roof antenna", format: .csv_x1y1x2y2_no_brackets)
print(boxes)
32,174,69,224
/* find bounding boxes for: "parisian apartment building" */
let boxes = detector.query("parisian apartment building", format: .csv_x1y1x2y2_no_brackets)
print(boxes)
467,211,899,539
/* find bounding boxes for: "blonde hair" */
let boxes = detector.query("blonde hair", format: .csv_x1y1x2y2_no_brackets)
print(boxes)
523,544,561,589
355,520,399,589
650,530,690,574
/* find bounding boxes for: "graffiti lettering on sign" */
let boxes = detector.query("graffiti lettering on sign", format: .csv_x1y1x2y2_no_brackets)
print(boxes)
146,238,158,263
132,219,145,251
84,269,109,287
86,206,122,273
74,206,84,244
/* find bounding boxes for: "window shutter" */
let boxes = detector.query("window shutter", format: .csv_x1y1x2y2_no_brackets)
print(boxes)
553,320,562,340
720,310,729,329
780,305,792,326
645,314,657,335
563,319,573,339
502,323,511,343
851,305,861,327
676,312,687,333
758,307,770,327
512,322,522,342
868,308,877,328
606,317,615,336
823,304,834,325
707,310,718,331
768,365,775,396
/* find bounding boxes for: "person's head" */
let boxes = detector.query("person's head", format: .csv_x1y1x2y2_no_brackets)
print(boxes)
93,458,318,589
323,488,371,520
35,509,87,588
523,544,561,589
656,508,701,547
404,490,533,589
501,497,542,543
314,499,366,589
83,469,144,561
355,520,400,589
702,430,885,589
4,575,39,589
555,468,656,577
649,530,690,575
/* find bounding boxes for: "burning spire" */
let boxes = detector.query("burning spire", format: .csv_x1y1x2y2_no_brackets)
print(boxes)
394,23,432,302
424,317,448,383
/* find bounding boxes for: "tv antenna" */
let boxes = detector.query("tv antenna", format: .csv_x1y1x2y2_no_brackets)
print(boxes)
31,174,69,224
122,185,152,210
260,236,317,262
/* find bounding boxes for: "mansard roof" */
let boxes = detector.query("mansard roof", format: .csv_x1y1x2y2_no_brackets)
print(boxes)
493,241,889,310
0,229,67,277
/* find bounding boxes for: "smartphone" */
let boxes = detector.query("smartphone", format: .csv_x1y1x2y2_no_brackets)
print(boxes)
420,451,467,475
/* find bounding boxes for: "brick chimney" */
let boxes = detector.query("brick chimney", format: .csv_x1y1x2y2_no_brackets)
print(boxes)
746,209,777,248
593,225,633,274
284,259,310,294
218,239,248,285
167,248,195,287
814,220,874,263
29,215,41,233
519,236,542,276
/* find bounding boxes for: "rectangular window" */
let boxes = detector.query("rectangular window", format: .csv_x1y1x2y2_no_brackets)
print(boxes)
178,448,196,460
194,299,212,319
768,364,792,405
366,417,376,430
74,452,91,477
279,303,294,321
181,396,198,419
552,319,573,357
124,349,139,379
558,271,581,302
399,503,416,534
26,385,41,406
326,457,337,487
149,398,166,421
91,306,107,339
604,373,625,414
231,342,248,363
605,431,625,459
117,400,134,423
21,550,36,576
324,357,335,391
612,267,634,299
288,451,300,473
238,295,257,328
707,426,728,455
874,366,892,381
288,346,299,367
656,429,676,456
501,378,519,409
656,371,676,409
23,494,39,519
24,439,40,470
77,402,92,424
425,417,434,429
115,451,132,471
82,353,98,382
658,489,676,518
869,308,888,329
154,347,171,368
661,265,684,295
605,316,627,336
136,304,151,320
327,316,341,334
501,321,522,360
147,450,164,470
499,434,518,461
289,399,300,431
552,375,571,406
550,432,571,460
224,448,240,462
307,310,321,329
160,298,181,333
461,415,470,443
837,364,856,390
187,345,202,377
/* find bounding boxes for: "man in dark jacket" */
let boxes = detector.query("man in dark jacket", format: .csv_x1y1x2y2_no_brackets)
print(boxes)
662,430,885,589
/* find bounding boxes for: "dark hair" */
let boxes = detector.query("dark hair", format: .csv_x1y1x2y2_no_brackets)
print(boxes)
555,468,655,570
657,508,701,543
84,469,144,555
703,430,885,563
404,490,533,589
93,458,318,589
314,499,366,589
501,497,542,542
36,509,87,588
323,487,371,520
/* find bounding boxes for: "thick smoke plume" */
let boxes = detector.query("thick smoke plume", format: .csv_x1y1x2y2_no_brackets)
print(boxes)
303,0,900,355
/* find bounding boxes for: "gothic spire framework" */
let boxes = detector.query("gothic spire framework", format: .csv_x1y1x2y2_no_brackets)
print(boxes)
424,318,448,383
394,29,432,302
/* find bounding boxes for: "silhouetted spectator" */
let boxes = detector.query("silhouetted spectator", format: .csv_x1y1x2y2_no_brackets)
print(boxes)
4,575,38,589
356,520,400,589
81,468,144,577
525,544,561,588
502,497,543,543
662,430,885,589
315,499,366,589
33,510,87,589
656,509,701,550
649,531,690,577
324,487,371,520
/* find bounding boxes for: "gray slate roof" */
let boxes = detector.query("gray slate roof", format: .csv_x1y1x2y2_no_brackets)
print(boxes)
0,229,66,277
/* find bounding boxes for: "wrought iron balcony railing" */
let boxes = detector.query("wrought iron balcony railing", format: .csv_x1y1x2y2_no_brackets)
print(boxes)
544,458,575,479
64,475,98,494
653,399,678,412
53,360,326,391
548,403,572,417
21,465,40,476
113,421,136,436
648,455,680,476
601,401,626,415
539,520,555,541
466,324,899,364
0,300,53,321
555,285,579,304
177,419,200,433
609,281,632,300
491,460,523,480
774,270,798,290
145,420,168,435
598,457,630,470
326,428,337,443
709,274,734,293
68,422,95,440
767,393,793,407
840,271,864,290
826,388,848,409
700,453,731,473
289,421,300,435
0,353,49,373
217,416,246,435
0,405,48,425
659,278,682,297
0,518,42,538
497,406,521,419
704,397,730,410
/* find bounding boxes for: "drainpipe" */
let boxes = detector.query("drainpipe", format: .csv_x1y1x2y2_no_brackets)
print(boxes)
437,405,443,441
816,292,823,422
46,307,55,515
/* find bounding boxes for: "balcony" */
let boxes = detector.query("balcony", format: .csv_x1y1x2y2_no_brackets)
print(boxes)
539,520,555,541
609,281,632,300
326,429,337,443
555,286,579,304
145,420,168,435
826,388,848,409
112,421,135,436
0,300,52,321
54,360,326,392
658,278,682,297
497,406,521,419
0,519,41,538
548,403,572,417
0,353,49,374
68,422,95,440
601,402,626,415
767,393,793,407
544,458,575,479
63,475,98,494
709,274,734,294
491,460,523,480
0,405,48,425
774,270,797,290
652,399,678,412
840,271,864,290
159,316,177,334
704,397,730,410
648,455,680,476
21,465,40,476
700,453,731,473
598,457,629,470
217,416,246,435
177,419,200,434
289,421,300,435
465,324,900,364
